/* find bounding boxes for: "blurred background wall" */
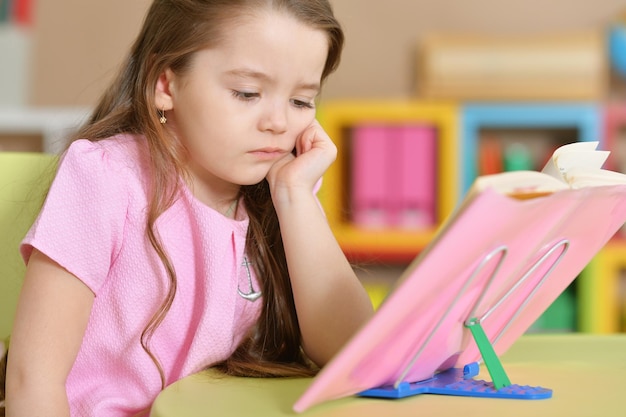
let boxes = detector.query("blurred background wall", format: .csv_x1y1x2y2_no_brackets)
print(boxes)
8,0,625,106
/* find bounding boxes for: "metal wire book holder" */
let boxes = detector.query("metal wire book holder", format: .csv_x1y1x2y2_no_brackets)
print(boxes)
358,239,570,401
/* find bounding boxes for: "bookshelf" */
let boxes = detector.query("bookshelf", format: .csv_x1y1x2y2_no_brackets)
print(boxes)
574,103,626,333
317,100,458,262
603,102,626,173
318,99,626,333
579,244,626,333
460,103,602,196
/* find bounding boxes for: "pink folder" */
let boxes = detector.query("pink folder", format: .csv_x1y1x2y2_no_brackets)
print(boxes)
351,125,391,227
352,124,437,229
389,125,436,228
294,183,626,412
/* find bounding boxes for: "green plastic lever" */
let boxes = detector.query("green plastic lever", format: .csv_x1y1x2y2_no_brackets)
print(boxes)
465,318,511,389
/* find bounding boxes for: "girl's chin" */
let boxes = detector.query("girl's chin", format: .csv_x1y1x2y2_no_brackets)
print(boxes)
225,164,272,187
236,173,271,187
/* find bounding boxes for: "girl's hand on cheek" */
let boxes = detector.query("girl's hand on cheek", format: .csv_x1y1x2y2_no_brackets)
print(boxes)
267,120,337,196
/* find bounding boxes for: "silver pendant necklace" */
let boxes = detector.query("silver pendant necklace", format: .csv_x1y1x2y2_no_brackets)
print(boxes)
238,257,262,301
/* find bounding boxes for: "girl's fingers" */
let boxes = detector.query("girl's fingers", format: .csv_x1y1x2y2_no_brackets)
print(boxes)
268,120,336,191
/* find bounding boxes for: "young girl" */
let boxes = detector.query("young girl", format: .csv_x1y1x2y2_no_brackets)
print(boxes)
2,0,374,416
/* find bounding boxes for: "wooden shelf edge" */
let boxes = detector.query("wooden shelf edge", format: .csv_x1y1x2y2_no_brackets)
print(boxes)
332,224,436,263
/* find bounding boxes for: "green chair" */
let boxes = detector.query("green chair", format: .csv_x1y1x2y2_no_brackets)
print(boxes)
0,152,57,343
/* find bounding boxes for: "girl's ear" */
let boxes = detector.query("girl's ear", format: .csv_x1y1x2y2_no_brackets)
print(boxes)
155,69,175,111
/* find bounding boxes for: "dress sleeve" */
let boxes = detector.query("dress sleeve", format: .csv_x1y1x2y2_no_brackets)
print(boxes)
21,139,129,295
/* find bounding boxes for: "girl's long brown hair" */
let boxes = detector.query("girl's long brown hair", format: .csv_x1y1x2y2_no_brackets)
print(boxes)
4,2,342,401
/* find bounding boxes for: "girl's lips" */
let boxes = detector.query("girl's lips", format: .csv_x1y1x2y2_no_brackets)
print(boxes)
249,148,288,159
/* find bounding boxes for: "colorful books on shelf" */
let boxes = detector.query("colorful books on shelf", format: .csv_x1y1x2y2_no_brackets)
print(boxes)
351,124,436,229
0,0,32,25
294,141,626,412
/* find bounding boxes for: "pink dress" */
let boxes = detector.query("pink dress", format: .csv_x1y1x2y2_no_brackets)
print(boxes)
21,134,263,416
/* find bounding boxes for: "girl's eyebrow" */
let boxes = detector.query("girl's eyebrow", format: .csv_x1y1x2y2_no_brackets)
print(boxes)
224,68,321,93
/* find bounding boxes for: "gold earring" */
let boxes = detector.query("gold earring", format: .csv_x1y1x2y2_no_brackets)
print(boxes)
159,107,167,124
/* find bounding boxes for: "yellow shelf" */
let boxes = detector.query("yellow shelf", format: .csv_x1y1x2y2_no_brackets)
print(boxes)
334,224,436,262
317,100,459,260
578,240,626,333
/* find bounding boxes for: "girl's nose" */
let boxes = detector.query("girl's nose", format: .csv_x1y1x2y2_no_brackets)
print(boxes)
259,102,288,134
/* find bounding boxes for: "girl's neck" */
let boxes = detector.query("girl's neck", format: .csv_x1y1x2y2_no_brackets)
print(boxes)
184,176,240,218
181,157,241,217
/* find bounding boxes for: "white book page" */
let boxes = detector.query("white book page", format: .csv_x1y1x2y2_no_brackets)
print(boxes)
541,141,601,180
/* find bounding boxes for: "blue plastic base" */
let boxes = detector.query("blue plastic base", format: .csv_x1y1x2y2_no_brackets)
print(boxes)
358,365,552,400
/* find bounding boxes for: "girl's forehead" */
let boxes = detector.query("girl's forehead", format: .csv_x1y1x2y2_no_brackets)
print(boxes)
208,11,328,64
218,7,326,42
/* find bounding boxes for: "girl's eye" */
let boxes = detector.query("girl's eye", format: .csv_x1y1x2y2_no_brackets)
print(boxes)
291,99,315,109
232,90,260,101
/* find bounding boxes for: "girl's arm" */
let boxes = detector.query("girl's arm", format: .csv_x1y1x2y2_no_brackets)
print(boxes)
6,249,94,417
268,121,375,366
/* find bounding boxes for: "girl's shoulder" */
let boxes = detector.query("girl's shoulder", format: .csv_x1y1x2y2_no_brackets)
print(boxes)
65,133,147,166
62,134,150,184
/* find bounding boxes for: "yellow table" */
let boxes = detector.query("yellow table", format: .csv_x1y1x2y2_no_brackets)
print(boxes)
150,334,626,417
